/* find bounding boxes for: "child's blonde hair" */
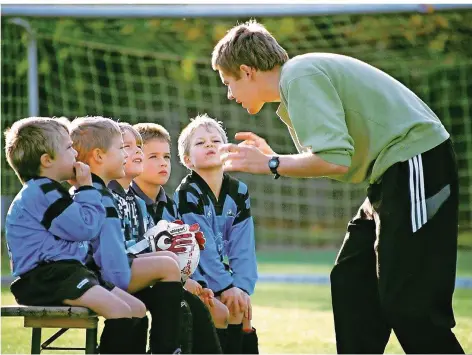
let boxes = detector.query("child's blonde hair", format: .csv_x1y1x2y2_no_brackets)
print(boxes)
133,122,171,145
119,122,143,147
4,117,70,184
178,114,228,168
69,116,122,163
212,19,289,79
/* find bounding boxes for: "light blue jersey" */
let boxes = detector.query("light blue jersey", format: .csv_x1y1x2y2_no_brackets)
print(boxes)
174,171,258,295
130,182,180,225
6,177,106,277
88,174,131,290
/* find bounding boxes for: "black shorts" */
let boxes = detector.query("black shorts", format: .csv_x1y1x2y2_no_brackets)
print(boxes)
10,260,115,306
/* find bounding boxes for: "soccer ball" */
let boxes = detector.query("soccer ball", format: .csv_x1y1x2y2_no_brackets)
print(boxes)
143,220,200,282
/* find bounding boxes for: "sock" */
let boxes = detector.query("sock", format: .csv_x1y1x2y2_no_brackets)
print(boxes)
131,287,155,354
132,316,149,354
242,327,259,354
216,328,228,353
179,297,193,353
225,323,243,354
147,282,183,354
99,317,137,354
183,289,222,354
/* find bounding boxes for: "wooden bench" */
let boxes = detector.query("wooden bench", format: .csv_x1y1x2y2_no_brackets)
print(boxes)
2,301,193,354
1,305,98,354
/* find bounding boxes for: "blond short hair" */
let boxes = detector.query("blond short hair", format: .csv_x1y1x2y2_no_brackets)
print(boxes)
133,123,171,145
212,19,289,79
4,117,70,184
69,116,122,163
178,114,228,168
119,122,143,147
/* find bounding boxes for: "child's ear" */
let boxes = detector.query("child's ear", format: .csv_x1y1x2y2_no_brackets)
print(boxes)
183,155,193,169
91,148,104,164
40,153,54,168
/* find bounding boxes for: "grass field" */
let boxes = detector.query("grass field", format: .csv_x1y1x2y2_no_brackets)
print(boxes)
2,248,472,277
1,248,472,354
256,248,472,277
1,285,471,354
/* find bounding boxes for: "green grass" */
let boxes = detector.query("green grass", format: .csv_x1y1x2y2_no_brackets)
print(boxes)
1,235,471,353
2,285,472,354
4,247,471,277
252,284,472,354
256,248,472,277
2,229,472,277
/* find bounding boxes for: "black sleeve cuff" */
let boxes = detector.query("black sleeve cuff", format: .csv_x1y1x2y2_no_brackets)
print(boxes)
197,280,208,288
75,185,96,192
214,283,234,297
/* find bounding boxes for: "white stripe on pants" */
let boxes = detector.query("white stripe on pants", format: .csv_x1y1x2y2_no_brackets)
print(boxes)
408,155,427,233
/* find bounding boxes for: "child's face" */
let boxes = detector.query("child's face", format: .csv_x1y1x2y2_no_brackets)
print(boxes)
139,138,171,186
186,125,224,171
51,132,78,181
122,130,144,179
102,134,128,180
219,69,265,115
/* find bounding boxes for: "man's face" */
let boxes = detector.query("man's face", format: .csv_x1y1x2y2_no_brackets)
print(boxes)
219,68,265,115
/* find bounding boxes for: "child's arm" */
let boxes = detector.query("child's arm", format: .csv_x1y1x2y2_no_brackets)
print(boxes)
227,184,258,295
29,178,106,242
190,265,208,288
175,190,234,294
91,189,131,291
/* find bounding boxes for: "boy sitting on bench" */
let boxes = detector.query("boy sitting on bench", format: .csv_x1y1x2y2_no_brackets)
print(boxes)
4,117,146,354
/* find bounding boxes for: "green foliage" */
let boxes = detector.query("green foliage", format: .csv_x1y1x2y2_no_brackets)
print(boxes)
18,10,472,85
2,10,471,234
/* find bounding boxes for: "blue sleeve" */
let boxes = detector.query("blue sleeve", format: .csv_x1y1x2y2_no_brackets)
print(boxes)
91,187,131,291
227,197,258,294
173,200,182,220
190,265,207,288
162,206,176,223
137,197,154,232
175,190,234,293
29,181,106,242
228,217,258,295
162,196,181,222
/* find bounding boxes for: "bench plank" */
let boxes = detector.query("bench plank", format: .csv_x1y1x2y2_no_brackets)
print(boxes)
25,317,98,329
1,305,96,318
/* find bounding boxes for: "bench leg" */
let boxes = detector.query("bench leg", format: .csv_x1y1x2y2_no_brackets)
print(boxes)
31,328,42,354
85,328,97,354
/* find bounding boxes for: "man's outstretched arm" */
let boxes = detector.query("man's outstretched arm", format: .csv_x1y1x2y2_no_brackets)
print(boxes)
220,132,348,178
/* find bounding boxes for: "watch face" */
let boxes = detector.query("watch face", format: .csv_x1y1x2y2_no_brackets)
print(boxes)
269,160,277,168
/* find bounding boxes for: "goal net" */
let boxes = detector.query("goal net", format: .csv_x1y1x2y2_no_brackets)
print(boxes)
2,8,472,246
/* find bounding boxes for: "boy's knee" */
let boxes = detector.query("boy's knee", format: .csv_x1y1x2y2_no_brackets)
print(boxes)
132,300,147,318
228,310,244,324
159,251,179,264
108,302,133,319
212,303,230,328
155,256,181,281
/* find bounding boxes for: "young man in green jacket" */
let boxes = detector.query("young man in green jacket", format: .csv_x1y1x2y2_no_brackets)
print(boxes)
213,19,464,354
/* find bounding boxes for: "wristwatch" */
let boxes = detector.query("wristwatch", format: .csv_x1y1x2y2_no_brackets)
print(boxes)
268,156,281,180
